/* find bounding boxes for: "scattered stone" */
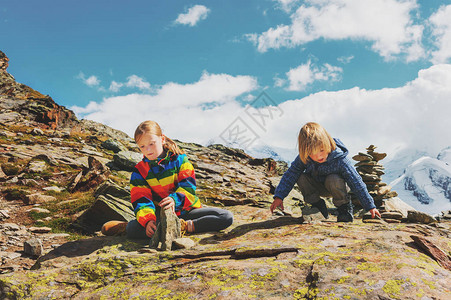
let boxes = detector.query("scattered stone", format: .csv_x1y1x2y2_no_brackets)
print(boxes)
68,156,110,192
362,218,385,224
21,179,39,186
0,167,6,179
411,235,451,270
407,211,437,224
195,161,225,174
79,146,104,157
29,227,52,233
31,128,44,136
27,160,48,173
380,211,403,220
173,238,196,250
27,207,51,214
101,139,126,153
113,150,142,171
301,206,327,223
0,210,10,220
32,154,58,166
0,251,21,260
0,223,20,231
23,238,43,257
138,247,158,254
383,219,402,223
26,193,57,205
383,197,416,219
43,186,63,193
439,210,451,221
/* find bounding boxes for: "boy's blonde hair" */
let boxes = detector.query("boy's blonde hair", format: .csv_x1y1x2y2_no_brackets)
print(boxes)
298,122,336,164
134,120,184,155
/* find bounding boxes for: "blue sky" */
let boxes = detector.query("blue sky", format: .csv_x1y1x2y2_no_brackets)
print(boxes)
2,0,451,166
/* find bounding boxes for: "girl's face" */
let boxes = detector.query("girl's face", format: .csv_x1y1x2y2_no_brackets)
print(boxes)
136,132,165,161
310,148,329,163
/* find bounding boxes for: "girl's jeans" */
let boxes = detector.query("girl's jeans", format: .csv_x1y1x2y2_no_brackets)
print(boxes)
126,206,233,239
297,173,350,208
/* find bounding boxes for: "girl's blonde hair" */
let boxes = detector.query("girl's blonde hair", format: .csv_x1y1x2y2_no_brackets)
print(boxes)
298,122,336,164
134,120,184,155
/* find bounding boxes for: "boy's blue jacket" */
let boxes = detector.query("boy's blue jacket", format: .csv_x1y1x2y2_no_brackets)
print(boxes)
274,138,376,211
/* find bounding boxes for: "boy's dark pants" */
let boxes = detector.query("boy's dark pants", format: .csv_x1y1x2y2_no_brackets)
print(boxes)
297,173,350,207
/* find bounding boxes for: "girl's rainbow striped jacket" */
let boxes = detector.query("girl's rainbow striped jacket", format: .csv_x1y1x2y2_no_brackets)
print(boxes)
130,151,201,227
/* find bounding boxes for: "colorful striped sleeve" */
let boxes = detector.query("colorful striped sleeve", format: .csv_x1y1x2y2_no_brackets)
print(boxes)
130,164,157,227
169,154,201,213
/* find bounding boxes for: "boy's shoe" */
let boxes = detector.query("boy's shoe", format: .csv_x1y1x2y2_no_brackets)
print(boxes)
311,199,329,219
336,203,354,222
101,220,128,236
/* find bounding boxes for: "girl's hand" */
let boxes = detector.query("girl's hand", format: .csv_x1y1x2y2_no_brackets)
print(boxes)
159,196,175,212
146,220,157,237
270,197,284,214
370,208,381,219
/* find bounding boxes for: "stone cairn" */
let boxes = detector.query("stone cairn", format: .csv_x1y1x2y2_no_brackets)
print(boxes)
351,145,398,210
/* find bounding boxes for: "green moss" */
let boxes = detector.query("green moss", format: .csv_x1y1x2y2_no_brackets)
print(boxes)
421,278,436,290
293,287,309,299
416,288,425,298
334,276,350,284
349,286,367,296
382,279,404,299
356,262,381,272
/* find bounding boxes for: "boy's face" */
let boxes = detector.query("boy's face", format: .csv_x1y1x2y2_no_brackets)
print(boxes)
137,132,165,161
310,149,329,163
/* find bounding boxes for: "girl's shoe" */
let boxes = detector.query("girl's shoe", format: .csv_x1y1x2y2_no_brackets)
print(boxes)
180,219,187,236
101,221,128,236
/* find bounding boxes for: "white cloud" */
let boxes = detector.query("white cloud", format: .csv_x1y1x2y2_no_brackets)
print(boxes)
261,64,451,162
175,5,210,27
250,0,425,61
78,72,100,87
282,60,343,91
429,4,451,64
337,55,354,64
71,72,258,140
125,75,151,91
109,81,123,93
273,0,300,13
72,65,451,176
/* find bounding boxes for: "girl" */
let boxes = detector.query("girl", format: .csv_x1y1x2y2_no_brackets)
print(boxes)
102,120,233,238
270,122,381,222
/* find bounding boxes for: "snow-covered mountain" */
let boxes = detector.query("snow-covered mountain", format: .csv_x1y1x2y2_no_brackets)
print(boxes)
390,147,451,216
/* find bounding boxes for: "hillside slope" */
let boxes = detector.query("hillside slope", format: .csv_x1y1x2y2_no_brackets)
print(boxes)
0,51,450,299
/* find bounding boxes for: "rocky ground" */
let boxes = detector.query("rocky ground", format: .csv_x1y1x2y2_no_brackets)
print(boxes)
1,50,450,299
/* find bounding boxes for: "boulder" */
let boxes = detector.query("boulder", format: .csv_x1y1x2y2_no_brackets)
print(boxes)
70,182,134,234
407,210,436,224
383,197,416,218
113,150,142,171
101,139,126,153
24,238,43,257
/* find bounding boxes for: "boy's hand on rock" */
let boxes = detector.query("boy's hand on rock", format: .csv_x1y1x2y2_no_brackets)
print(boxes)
370,208,381,219
270,197,284,214
146,220,157,237
160,197,175,212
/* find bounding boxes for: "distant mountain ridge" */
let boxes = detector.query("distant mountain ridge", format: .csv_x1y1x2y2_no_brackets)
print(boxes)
391,147,451,215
